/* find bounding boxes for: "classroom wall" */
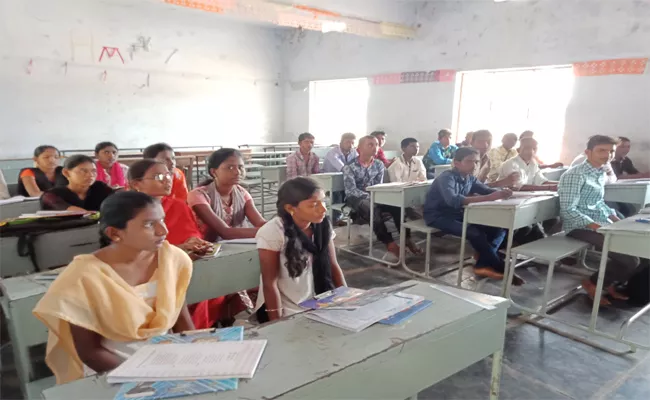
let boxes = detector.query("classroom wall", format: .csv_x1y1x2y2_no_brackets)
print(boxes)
0,0,285,158
281,0,650,170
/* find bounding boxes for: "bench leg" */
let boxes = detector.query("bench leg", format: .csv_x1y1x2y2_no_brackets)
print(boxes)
540,260,557,314
490,349,504,400
424,232,431,276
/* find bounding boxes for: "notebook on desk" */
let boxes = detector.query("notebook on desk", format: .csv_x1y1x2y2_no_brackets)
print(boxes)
113,327,246,400
108,340,267,384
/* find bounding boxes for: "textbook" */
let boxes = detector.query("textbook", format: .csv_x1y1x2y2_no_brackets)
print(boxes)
379,300,433,325
299,283,417,311
306,292,424,332
113,327,246,400
108,340,267,384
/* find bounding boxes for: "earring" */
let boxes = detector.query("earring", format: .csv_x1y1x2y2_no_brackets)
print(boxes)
289,211,294,216
114,237,121,242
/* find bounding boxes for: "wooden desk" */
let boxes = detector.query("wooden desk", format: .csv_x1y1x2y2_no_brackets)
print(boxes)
42,282,509,400
0,198,40,220
367,182,433,266
0,224,100,278
458,196,560,290
0,244,259,397
604,180,650,212
589,217,650,350
310,173,345,221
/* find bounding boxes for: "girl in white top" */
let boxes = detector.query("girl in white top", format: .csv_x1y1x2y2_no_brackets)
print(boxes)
255,177,346,322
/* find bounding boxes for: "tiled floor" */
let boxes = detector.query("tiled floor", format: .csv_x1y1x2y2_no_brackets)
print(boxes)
1,224,648,399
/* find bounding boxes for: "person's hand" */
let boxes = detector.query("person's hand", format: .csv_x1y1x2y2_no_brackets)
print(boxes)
487,189,512,201
501,172,520,187
610,214,621,223
550,162,564,168
179,237,213,256
587,223,602,231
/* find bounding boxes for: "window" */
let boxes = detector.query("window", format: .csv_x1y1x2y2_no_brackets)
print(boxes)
453,66,574,163
309,78,369,142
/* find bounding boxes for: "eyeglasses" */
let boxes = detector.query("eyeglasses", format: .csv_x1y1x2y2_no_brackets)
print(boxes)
144,173,172,182
221,165,246,172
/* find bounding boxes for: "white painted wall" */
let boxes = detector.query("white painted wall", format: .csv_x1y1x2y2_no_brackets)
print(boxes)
0,0,284,158
282,0,650,170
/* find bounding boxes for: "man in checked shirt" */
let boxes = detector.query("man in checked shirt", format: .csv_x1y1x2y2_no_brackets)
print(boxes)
558,135,641,306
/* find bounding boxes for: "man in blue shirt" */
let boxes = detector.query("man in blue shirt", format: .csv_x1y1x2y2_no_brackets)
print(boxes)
559,135,640,305
423,147,517,282
322,132,357,173
423,129,458,179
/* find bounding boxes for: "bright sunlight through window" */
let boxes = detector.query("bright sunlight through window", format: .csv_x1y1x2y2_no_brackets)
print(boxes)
453,66,574,163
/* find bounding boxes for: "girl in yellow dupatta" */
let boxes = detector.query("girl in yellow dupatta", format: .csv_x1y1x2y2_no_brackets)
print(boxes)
33,191,195,384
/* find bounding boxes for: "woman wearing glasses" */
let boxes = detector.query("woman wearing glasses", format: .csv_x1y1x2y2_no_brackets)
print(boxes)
127,159,213,257
41,155,115,212
188,148,266,242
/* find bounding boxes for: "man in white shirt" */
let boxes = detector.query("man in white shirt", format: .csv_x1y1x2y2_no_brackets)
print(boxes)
498,138,558,191
387,138,427,183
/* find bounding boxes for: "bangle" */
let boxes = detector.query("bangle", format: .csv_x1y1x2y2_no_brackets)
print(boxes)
266,307,283,313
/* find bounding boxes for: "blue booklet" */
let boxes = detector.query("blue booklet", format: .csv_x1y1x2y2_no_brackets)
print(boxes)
379,300,433,325
113,327,243,400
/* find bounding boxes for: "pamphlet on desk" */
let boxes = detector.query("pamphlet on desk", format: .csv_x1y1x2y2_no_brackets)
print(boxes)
299,283,417,310
113,327,266,400
0,196,40,206
306,292,425,332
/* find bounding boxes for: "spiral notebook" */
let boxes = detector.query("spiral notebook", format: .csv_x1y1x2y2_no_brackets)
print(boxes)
107,340,267,384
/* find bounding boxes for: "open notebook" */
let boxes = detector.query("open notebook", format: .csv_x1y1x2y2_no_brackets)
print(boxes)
107,340,267,384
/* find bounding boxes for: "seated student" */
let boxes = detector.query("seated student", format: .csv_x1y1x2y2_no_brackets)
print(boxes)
33,191,195,384
322,132,357,173
423,147,520,283
611,136,650,180
472,129,519,188
456,131,474,148
286,132,320,179
0,169,9,199
486,133,519,182
18,145,66,197
520,130,563,169
498,138,558,191
128,159,246,328
255,177,346,322
370,130,392,167
343,135,420,256
388,138,427,183
422,129,458,170
142,143,188,201
423,129,458,179
188,148,266,242
559,135,641,305
41,155,114,212
127,159,212,255
94,141,127,188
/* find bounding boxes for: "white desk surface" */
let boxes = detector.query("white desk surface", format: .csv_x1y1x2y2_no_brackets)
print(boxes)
598,216,650,235
42,282,509,400
466,194,557,210
0,198,41,220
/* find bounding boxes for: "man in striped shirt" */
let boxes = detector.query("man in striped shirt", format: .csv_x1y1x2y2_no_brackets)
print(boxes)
558,135,640,305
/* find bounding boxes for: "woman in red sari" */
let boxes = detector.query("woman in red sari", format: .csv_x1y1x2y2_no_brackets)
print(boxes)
127,159,249,328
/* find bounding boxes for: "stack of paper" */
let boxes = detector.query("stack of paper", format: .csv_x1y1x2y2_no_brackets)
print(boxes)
18,210,89,219
306,292,424,332
0,196,40,206
107,340,267,384
113,327,247,400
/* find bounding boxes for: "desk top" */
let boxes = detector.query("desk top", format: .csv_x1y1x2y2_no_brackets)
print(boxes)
367,180,433,192
466,194,557,210
605,179,650,187
598,216,650,235
0,244,258,302
42,282,508,400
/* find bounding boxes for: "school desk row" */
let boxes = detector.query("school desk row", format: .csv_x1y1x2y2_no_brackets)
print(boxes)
1,245,510,400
